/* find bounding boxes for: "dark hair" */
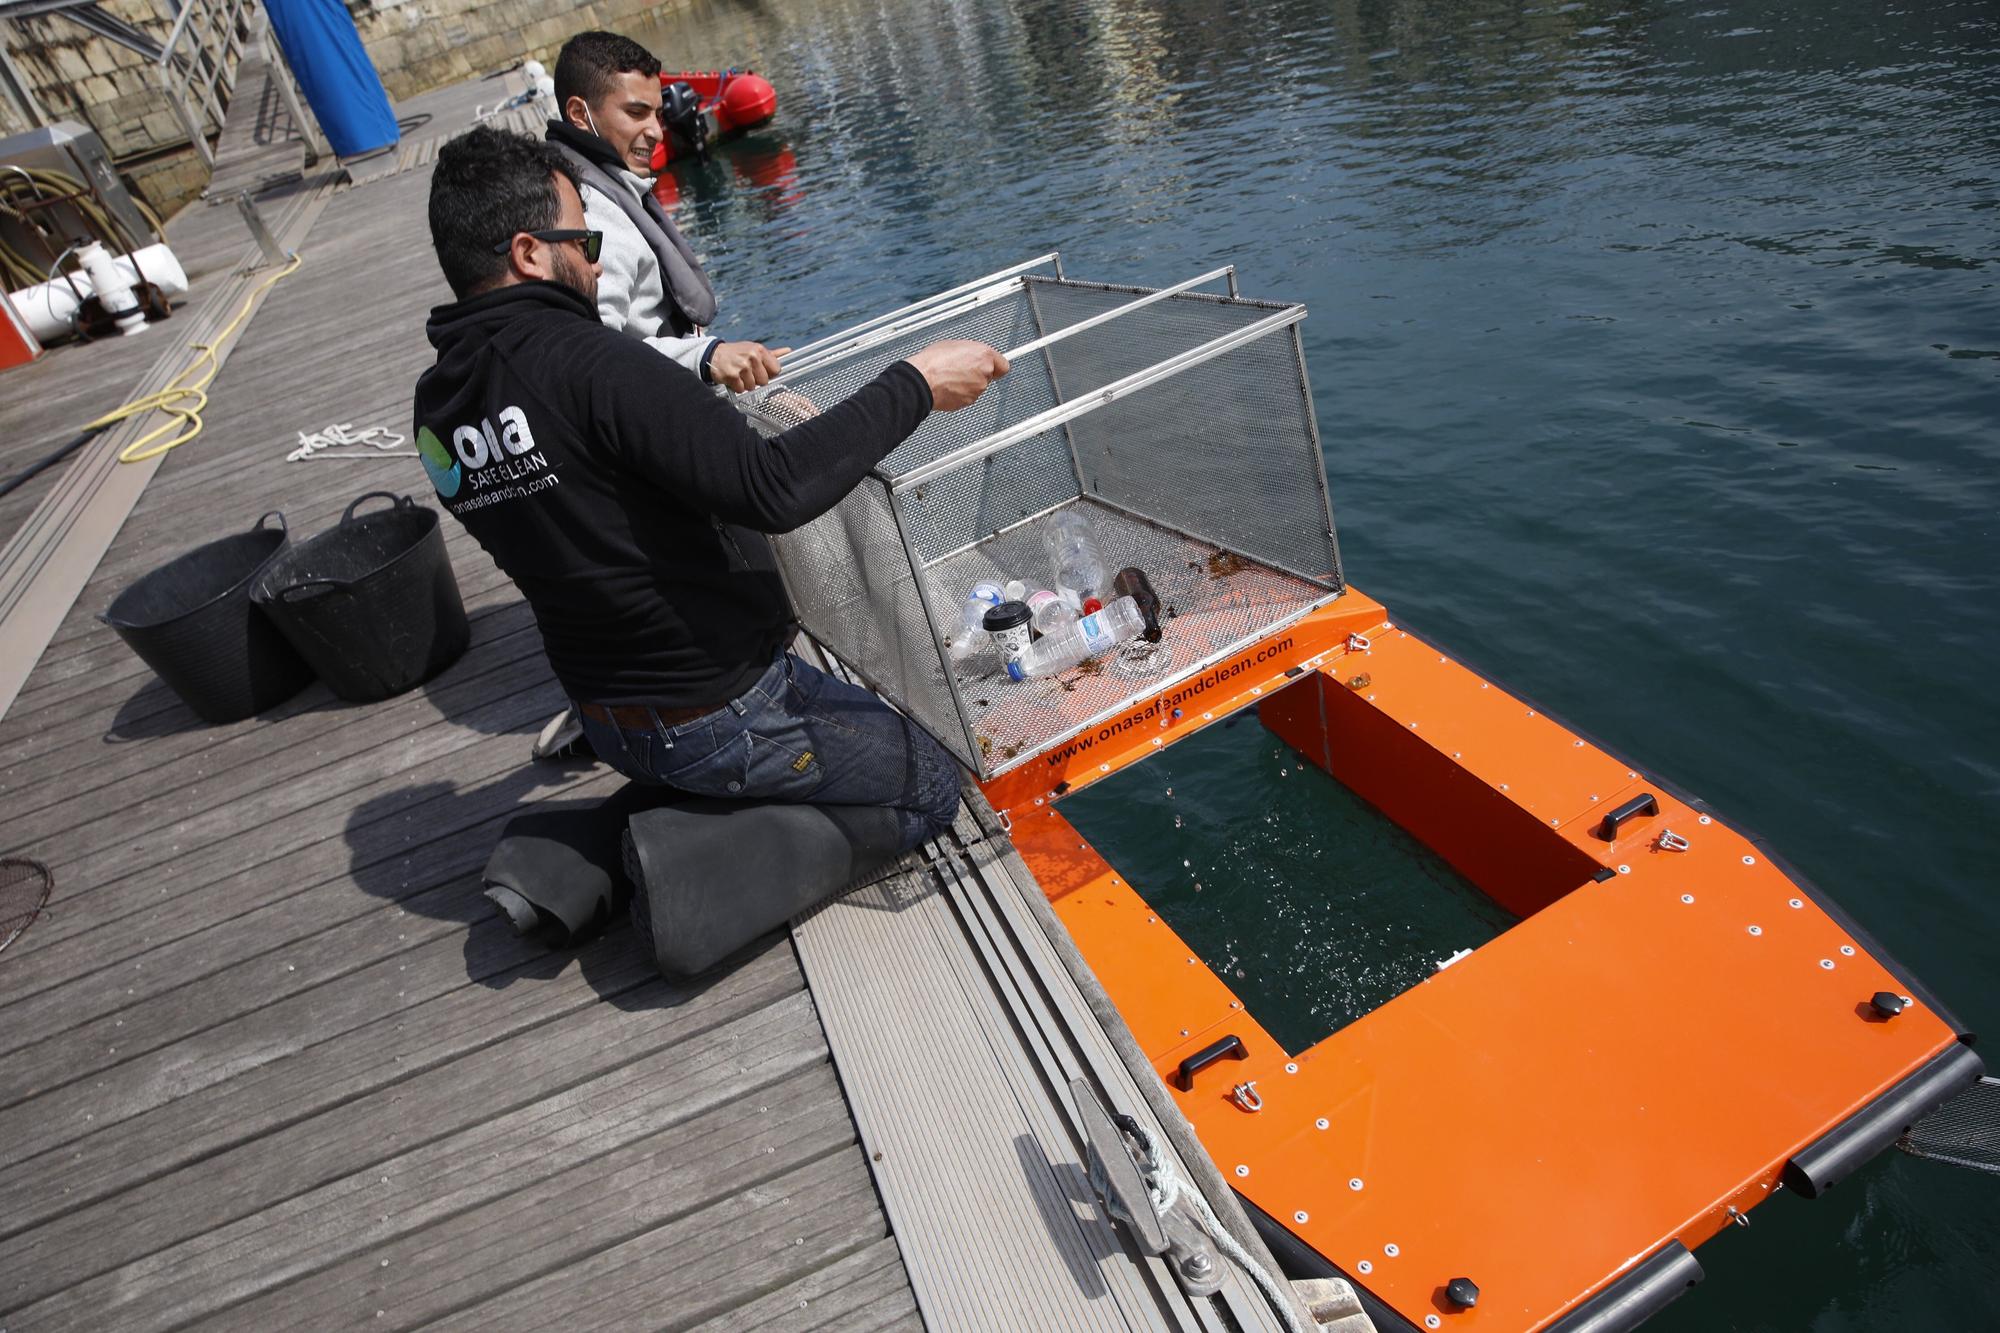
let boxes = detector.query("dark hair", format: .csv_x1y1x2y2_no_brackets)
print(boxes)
427,127,581,298
553,31,661,110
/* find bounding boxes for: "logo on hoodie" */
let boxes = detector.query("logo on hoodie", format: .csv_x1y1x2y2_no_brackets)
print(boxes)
416,427,459,498
418,406,552,506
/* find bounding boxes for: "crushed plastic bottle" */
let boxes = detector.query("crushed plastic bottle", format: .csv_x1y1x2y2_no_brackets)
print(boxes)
1042,511,1106,613
1025,589,1077,635
1006,596,1144,679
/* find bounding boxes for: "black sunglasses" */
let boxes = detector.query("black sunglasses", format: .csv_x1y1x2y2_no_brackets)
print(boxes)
493,229,603,263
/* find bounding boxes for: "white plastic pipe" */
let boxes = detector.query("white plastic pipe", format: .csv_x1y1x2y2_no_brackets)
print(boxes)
7,242,189,343
77,241,146,335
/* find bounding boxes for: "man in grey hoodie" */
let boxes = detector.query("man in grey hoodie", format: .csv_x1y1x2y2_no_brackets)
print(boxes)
544,30,783,393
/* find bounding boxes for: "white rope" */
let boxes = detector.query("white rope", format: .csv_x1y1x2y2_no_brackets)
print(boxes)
1126,1119,1315,1333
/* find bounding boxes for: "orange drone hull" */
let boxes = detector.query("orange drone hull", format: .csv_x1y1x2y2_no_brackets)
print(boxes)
986,592,1975,1333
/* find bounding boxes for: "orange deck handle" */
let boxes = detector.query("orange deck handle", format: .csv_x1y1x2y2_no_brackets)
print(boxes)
1175,1034,1247,1091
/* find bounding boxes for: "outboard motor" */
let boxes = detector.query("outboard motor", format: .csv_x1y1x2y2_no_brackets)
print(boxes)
661,80,709,161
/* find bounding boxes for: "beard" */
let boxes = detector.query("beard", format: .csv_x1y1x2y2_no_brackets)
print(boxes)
549,245,598,305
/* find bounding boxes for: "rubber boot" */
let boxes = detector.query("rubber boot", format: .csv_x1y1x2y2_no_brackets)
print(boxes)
623,800,906,977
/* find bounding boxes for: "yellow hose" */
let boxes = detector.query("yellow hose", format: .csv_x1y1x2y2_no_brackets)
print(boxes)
98,251,303,464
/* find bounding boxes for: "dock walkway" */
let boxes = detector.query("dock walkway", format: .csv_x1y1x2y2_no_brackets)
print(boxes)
0,75,1310,1331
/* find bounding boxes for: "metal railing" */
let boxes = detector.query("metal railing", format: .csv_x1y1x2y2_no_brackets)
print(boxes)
157,0,324,168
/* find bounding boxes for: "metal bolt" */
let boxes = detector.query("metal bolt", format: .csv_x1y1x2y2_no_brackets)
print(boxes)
1235,1164,1249,1178
1742,855,1757,865
1788,898,1803,909
1426,1318,1442,1330
1182,1251,1216,1280
1820,959,1835,970
1681,894,1696,904
1358,1259,1374,1274
1294,1210,1310,1224
1349,1177,1364,1191
1840,945,1855,956
1748,925,1763,936
1617,864,1631,875
1384,1243,1400,1257
1316,1117,1330,1130
1285,1061,1299,1074
1698,814,1711,824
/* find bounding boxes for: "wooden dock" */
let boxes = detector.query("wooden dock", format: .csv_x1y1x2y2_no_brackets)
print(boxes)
0,75,1327,1332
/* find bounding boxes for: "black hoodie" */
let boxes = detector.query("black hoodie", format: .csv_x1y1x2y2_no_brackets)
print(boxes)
413,281,931,707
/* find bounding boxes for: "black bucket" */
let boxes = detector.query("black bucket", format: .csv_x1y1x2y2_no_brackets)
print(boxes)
100,511,316,724
249,491,471,702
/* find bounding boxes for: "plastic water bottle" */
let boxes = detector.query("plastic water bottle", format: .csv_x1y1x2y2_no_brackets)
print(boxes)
961,580,1005,633
1026,589,1076,635
1043,511,1105,613
1007,597,1144,679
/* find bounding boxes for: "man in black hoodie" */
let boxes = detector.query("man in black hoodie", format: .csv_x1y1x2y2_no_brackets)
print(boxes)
417,127,1007,850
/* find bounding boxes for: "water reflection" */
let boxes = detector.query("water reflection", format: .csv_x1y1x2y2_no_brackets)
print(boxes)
619,2,2000,1326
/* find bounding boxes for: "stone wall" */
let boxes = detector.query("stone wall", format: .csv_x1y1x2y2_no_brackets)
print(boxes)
1,1,195,217
347,0,694,101
0,0,694,220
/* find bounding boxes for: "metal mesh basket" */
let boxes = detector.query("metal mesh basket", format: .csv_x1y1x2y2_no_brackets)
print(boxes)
755,258,1342,779
1899,1075,2000,1176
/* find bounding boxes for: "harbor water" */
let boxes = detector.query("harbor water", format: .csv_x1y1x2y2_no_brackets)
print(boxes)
632,0,2000,1325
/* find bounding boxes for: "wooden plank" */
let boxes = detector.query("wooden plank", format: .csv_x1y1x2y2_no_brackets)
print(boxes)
424,1149,888,1333
11,669,563,890
0,691,573,991
0,548,510,739
11,994,833,1330
0,761,613,1020
215,1060,855,1330
0,940,798,1289
1,608,545,839
0,855,598,1110
683,1237,919,1333
0,583,531,803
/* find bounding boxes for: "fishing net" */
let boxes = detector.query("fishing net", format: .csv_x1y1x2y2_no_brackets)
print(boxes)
1898,1076,2000,1176
0,856,52,958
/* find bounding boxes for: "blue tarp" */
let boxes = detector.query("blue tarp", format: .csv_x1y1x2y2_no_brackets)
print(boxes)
265,0,399,159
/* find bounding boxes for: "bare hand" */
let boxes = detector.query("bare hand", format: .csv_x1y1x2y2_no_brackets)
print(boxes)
903,340,1009,412
709,340,783,393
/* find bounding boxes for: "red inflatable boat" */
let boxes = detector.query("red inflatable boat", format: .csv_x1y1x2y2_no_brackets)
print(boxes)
649,69,777,170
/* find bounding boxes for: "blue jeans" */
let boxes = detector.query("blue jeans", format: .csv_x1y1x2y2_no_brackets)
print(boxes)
576,650,961,853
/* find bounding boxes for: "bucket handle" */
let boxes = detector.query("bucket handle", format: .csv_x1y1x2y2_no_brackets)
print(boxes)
257,509,287,533
342,491,411,524
275,577,351,601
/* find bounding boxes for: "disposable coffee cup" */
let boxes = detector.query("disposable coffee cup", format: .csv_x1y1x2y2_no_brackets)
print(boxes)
983,601,1034,664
